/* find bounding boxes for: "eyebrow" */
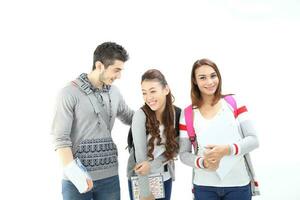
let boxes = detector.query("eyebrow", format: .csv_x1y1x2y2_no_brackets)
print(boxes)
142,87,156,91
198,72,217,77
114,67,122,71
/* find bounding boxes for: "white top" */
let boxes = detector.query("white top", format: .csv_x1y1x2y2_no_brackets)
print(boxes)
193,99,250,186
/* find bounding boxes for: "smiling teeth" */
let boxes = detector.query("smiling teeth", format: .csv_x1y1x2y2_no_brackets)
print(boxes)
149,102,156,106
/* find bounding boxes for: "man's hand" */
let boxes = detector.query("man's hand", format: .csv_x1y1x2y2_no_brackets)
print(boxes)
85,179,93,193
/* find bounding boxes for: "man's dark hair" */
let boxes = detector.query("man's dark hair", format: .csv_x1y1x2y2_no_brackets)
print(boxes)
92,42,129,70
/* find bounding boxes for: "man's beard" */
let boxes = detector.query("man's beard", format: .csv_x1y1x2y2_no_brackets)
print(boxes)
98,72,106,86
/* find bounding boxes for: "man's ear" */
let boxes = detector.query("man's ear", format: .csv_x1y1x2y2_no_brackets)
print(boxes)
95,61,105,73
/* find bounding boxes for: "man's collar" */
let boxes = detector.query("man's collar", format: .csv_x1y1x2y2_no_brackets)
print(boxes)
78,73,111,93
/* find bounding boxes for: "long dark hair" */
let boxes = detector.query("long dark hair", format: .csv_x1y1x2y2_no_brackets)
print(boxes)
141,69,179,161
190,58,223,108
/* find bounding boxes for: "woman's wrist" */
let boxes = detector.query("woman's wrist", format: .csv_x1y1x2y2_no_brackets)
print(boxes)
223,145,231,156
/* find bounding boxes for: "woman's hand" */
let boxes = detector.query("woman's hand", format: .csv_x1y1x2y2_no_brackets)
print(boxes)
134,161,151,176
204,144,230,169
203,158,220,171
141,194,155,200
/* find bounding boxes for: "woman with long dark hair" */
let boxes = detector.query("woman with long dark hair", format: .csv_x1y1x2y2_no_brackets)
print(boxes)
127,69,181,200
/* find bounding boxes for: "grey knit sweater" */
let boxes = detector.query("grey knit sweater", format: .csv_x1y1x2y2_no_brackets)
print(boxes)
51,73,134,181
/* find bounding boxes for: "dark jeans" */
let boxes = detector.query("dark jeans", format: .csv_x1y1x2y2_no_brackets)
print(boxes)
62,175,120,200
193,183,251,200
128,178,172,200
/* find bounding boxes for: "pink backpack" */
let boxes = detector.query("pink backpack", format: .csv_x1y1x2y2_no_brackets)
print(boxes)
184,95,238,150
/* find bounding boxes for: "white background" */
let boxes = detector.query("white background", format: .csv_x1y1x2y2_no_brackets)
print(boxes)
1,0,300,199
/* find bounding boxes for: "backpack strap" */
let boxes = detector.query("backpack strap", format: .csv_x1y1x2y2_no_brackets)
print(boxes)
224,95,238,118
72,79,110,131
184,105,197,150
71,79,93,95
174,106,181,137
184,105,197,197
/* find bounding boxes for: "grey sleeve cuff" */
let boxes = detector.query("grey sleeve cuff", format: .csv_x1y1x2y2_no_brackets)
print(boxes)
52,132,72,150
195,157,205,169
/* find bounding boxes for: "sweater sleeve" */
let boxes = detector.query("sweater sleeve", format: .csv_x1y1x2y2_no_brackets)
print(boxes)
115,87,134,125
179,110,205,169
51,87,76,150
131,109,151,198
148,154,165,172
229,95,259,156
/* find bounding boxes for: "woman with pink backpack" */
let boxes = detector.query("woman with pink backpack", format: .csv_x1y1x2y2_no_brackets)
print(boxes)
179,58,260,200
